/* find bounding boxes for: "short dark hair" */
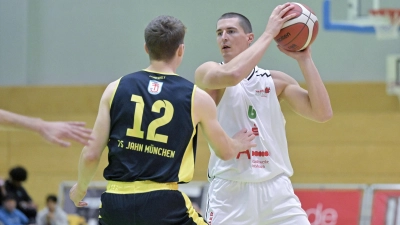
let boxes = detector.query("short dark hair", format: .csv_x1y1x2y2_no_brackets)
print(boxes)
144,15,186,62
218,12,252,33
3,194,16,202
46,195,57,203
9,166,27,182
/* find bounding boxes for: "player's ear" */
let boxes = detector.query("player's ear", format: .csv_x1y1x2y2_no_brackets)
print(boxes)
177,44,184,57
247,33,254,46
144,43,149,55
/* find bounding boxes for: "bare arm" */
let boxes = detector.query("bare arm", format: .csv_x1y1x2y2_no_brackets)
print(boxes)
0,109,43,129
195,3,296,90
274,47,333,122
69,81,117,207
194,87,255,160
0,109,92,147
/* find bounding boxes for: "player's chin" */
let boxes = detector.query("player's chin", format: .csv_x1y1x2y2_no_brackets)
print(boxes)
221,50,234,58
220,48,229,54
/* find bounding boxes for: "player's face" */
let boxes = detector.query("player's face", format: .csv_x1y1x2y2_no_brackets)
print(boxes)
216,18,252,63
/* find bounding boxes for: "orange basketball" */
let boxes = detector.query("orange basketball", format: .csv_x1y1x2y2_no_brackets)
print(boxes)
274,2,319,52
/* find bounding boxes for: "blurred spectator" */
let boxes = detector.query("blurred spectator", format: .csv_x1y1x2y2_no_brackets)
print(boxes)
0,194,29,225
36,195,68,225
0,167,37,224
0,178,5,201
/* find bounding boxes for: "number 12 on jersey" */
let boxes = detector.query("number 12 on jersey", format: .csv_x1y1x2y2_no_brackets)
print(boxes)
126,94,174,143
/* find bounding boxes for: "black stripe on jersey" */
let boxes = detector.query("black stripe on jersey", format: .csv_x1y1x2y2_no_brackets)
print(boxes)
246,68,256,80
248,69,271,80
207,169,212,180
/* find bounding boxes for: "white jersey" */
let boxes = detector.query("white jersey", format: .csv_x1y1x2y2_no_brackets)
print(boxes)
208,66,293,182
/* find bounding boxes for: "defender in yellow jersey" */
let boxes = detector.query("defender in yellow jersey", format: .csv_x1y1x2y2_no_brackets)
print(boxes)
69,15,256,225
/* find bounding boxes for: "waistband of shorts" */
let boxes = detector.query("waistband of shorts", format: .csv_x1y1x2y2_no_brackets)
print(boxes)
212,172,288,183
106,180,178,194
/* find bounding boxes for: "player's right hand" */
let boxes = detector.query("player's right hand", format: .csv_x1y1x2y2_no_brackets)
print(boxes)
265,3,296,38
69,183,88,207
232,128,257,151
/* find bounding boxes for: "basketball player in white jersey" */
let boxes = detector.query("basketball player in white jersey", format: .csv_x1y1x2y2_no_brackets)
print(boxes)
195,3,332,225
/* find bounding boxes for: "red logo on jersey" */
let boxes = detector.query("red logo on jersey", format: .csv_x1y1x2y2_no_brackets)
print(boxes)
236,123,269,167
148,80,163,95
255,87,270,97
252,151,269,157
236,149,251,159
236,149,270,168
252,124,259,136
236,149,269,158
208,211,214,225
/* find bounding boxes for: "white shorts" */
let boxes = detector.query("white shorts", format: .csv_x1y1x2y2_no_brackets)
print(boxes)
205,174,310,225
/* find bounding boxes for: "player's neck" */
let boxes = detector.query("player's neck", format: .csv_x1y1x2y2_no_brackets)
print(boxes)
223,56,233,64
147,61,177,74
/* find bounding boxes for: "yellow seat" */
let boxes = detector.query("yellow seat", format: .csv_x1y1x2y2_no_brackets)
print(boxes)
67,214,87,225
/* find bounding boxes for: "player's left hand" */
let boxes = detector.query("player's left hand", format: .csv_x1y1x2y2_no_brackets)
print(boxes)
277,45,312,60
69,183,88,207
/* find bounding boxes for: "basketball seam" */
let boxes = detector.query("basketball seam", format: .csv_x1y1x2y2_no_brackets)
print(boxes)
282,10,313,50
301,12,316,23
293,2,317,23
286,10,316,23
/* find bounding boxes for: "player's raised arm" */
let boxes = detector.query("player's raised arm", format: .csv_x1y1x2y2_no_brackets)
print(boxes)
274,47,332,123
193,87,256,160
195,3,296,90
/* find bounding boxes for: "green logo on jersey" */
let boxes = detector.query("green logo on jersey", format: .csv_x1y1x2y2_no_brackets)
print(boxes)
248,105,256,119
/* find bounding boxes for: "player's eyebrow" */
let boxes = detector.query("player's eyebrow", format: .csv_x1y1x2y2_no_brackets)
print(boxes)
216,27,238,33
